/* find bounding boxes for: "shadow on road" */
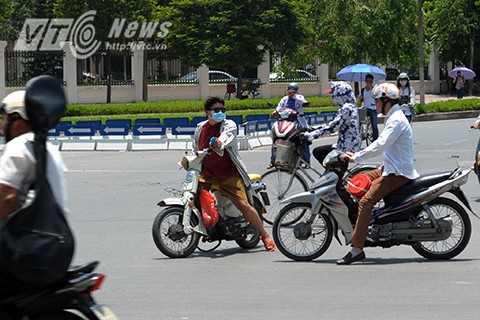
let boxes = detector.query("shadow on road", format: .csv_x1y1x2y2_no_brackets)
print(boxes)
272,257,477,265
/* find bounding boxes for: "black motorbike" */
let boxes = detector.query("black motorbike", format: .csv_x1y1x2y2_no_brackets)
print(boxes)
0,261,117,320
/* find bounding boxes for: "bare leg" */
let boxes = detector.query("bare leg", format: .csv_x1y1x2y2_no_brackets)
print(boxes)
229,197,275,251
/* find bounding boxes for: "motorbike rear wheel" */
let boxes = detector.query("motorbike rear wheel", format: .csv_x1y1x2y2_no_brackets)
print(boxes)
152,206,200,258
272,203,333,261
32,312,84,319
412,197,471,260
235,226,260,249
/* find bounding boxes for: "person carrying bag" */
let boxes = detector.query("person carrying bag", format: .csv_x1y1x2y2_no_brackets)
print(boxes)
0,75,74,296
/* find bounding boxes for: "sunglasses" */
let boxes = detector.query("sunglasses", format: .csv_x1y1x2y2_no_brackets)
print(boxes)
210,107,226,113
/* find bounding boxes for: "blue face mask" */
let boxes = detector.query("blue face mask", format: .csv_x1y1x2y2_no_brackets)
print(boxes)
212,111,226,122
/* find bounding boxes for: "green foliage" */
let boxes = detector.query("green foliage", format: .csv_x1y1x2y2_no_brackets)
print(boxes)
301,0,419,69
62,97,480,124
53,0,158,43
424,0,480,66
65,96,335,117
165,0,309,76
417,98,480,114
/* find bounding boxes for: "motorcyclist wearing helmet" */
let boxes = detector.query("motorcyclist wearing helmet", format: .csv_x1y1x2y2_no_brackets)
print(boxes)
396,73,416,123
338,83,419,265
0,90,68,297
268,82,310,168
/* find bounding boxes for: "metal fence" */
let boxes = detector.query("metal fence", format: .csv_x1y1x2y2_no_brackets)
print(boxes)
5,50,64,87
146,48,196,84
77,49,134,86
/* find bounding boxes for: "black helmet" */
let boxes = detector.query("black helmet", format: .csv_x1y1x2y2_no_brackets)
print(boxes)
287,82,299,92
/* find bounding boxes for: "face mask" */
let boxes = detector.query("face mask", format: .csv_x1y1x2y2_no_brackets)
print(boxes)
212,111,226,122
399,80,408,86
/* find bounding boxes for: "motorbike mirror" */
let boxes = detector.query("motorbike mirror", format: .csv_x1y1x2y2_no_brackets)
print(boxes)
25,75,66,134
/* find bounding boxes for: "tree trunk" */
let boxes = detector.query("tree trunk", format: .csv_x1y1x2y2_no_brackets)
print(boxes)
143,47,148,101
469,28,475,96
418,0,425,105
106,48,111,103
236,67,243,98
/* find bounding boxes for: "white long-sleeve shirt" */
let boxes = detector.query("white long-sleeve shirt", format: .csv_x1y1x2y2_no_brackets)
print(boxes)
352,104,419,179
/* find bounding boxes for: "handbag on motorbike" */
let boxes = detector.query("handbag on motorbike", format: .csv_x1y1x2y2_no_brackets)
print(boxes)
347,173,372,199
0,75,75,286
199,189,219,229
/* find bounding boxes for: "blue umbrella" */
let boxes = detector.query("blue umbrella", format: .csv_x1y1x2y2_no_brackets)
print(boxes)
336,63,386,82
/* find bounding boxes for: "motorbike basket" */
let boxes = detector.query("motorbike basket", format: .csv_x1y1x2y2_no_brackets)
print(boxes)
358,107,367,122
274,139,301,169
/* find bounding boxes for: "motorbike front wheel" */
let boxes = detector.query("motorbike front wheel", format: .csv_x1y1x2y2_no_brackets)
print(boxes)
272,203,333,261
412,197,471,260
152,206,200,258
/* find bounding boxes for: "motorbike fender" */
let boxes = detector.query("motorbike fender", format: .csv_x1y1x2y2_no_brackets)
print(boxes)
157,198,184,207
450,188,480,219
281,191,320,211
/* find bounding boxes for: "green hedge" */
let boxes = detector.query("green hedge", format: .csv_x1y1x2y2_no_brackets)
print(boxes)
63,96,337,123
417,98,480,114
62,97,480,124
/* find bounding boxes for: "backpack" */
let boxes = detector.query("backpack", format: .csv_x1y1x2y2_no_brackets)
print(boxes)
0,137,75,285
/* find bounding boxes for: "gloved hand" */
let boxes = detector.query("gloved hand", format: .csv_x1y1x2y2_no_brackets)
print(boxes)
210,137,220,149
301,132,314,142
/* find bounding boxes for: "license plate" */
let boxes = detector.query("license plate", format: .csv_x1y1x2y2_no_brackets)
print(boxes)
91,305,119,320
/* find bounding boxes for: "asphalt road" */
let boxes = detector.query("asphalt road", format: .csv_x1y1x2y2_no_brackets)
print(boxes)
62,117,480,320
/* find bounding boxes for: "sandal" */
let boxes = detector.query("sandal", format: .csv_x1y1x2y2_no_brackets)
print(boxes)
266,163,274,169
260,234,276,252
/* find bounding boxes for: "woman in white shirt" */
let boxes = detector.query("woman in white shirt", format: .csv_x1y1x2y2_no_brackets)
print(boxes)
396,73,416,123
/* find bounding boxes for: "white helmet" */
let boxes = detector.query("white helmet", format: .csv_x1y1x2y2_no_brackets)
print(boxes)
396,72,410,81
371,83,400,100
0,90,29,120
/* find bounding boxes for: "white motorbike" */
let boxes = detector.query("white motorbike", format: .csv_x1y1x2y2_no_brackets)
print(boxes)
152,146,270,258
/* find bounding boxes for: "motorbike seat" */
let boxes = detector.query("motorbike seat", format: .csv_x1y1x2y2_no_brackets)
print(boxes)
0,261,100,304
248,173,262,181
389,171,452,196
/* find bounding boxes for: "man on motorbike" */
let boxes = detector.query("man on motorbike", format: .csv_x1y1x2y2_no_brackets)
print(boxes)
0,90,69,297
193,96,275,251
338,83,419,265
267,82,310,169
302,81,361,170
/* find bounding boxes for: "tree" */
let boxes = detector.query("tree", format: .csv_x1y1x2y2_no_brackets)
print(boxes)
164,0,309,97
299,0,419,69
424,0,480,70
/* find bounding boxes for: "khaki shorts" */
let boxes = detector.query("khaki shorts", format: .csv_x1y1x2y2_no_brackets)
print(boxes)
199,175,248,201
